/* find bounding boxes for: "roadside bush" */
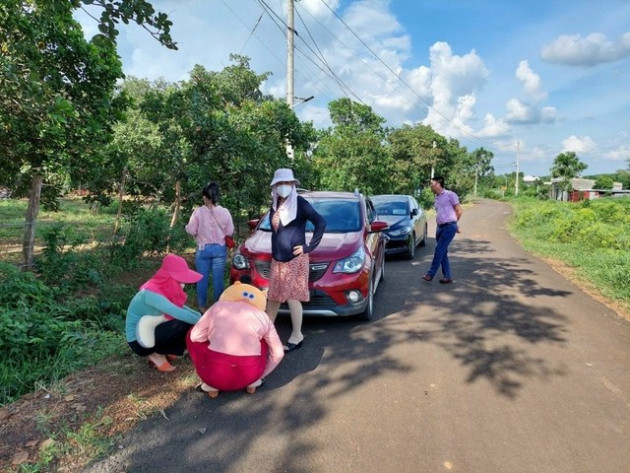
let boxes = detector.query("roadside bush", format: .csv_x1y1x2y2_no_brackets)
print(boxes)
37,224,107,291
509,198,630,315
0,262,131,404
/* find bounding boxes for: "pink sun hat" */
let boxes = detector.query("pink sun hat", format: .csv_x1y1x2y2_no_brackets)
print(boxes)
160,254,202,283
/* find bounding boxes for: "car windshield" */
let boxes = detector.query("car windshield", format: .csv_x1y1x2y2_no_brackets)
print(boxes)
257,198,361,233
372,200,409,216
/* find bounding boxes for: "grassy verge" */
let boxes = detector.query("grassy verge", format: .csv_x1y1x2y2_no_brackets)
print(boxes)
507,197,630,317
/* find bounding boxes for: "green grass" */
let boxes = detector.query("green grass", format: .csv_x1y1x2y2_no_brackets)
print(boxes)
0,198,118,266
508,197,630,315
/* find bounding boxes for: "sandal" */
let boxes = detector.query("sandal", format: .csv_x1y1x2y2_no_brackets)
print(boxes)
246,378,265,394
439,277,453,284
148,358,176,372
195,383,219,398
283,340,304,353
422,274,433,282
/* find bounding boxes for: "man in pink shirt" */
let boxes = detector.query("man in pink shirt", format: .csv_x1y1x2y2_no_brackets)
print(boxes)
187,280,284,398
423,176,463,284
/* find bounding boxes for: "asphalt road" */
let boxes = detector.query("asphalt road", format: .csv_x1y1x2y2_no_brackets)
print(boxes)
85,199,630,473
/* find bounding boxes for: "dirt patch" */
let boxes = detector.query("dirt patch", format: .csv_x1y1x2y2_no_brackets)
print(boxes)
0,354,199,473
542,257,630,322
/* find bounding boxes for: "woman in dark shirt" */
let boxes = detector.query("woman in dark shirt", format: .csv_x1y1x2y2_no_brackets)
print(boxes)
266,168,326,352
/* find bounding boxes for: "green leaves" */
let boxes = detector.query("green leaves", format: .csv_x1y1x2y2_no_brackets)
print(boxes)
313,99,391,195
551,151,588,185
85,0,177,50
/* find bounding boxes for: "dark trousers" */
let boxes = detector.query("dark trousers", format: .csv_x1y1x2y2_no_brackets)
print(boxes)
427,222,457,278
128,319,193,357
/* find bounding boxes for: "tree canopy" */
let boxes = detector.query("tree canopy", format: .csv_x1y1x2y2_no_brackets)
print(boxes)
0,0,175,268
551,151,588,181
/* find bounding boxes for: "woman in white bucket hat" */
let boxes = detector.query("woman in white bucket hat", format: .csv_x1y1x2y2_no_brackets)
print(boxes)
266,168,326,352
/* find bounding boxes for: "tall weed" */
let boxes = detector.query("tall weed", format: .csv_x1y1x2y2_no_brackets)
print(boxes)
510,198,630,312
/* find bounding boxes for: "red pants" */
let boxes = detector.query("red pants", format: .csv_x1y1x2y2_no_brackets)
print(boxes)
186,331,268,391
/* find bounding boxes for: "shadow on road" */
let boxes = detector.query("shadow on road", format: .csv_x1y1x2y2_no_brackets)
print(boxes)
376,234,570,399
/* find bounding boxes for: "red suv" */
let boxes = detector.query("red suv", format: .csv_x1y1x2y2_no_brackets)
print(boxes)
230,191,388,321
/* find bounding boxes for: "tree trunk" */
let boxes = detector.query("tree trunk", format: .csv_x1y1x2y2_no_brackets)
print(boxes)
22,173,43,270
166,179,181,253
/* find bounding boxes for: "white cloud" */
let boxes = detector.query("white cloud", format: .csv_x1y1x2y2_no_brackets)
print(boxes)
515,60,546,101
422,42,489,136
562,135,597,154
503,61,555,126
477,114,511,138
301,0,340,18
297,104,331,129
344,0,404,40
540,106,557,123
541,32,630,66
604,145,630,161
505,98,537,124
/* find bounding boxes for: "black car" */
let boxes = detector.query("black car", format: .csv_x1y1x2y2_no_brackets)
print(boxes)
370,194,428,259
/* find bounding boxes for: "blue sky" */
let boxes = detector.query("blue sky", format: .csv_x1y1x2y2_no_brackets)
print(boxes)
76,0,630,178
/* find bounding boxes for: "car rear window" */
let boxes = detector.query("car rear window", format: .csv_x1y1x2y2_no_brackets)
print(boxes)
373,200,409,216
257,198,361,233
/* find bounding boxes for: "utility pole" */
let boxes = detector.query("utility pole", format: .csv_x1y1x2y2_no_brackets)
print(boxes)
286,0,294,110
285,0,295,159
515,140,520,196
431,140,437,179
474,162,479,197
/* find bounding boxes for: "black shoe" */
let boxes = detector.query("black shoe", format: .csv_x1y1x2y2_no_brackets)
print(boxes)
439,277,453,284
283,340,304,352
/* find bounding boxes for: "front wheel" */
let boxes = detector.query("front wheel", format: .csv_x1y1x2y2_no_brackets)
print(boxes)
406,233,416,260
357,277,374,321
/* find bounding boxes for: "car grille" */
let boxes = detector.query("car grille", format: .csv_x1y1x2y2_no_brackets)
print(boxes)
253,260,329,282
280,290,337,309
306,290,337,308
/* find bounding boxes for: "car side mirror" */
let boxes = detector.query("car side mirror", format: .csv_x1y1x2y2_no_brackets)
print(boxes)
247,218,260,230
369,220,389,233
411,208,419,216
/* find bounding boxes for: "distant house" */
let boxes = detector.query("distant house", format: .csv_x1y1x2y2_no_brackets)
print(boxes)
548,178,629,201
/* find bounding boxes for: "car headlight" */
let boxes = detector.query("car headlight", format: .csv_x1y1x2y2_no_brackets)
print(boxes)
333,247,365,274
232,251,249,270
388,226,412,237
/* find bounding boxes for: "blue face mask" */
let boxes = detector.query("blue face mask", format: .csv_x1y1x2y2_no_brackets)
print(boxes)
276,184,292,198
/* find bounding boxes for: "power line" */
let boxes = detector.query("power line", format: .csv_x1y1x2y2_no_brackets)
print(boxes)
220,0,340,104
219,0,286,68
257,0,365,103
319,0,503,150
294,3,397,101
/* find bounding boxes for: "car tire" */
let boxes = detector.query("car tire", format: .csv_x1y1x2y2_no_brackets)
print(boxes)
406,233,416,260
380,255,385,282
357,277,374,321
419,224,427,247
